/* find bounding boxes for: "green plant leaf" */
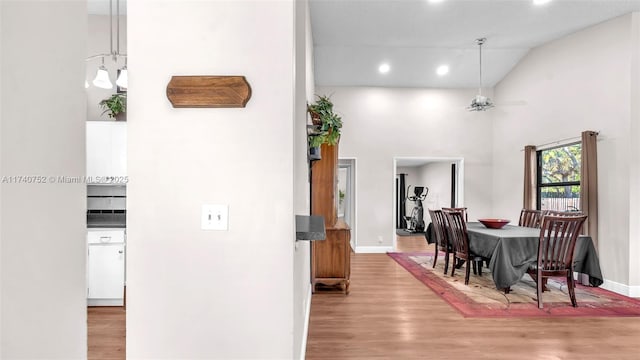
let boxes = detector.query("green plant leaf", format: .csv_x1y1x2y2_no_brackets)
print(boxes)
307,94,342,147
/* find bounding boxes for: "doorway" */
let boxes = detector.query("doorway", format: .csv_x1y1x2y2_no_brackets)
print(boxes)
338,158,357,250
392,157,464,252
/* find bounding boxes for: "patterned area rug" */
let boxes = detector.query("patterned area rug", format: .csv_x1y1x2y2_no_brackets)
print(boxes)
388,252,640,318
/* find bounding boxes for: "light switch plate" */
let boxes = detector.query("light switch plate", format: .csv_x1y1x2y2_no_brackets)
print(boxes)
201,204,228,230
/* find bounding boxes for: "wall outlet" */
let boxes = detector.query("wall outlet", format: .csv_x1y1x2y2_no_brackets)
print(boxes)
377,235,384,243
201,204,228,231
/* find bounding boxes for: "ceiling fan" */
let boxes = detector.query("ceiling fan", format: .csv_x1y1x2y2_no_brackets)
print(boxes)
467,38,494,112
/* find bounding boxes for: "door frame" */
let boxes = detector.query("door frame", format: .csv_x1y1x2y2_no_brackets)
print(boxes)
392,157,464,251
338,157,357,250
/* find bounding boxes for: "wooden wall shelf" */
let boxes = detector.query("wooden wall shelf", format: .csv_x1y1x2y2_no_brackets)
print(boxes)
166,76,251,108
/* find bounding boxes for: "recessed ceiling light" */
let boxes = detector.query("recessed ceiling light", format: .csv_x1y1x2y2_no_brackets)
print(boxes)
428,0,446,3
436,65,449,76
378,63,390,74
533,0,552,5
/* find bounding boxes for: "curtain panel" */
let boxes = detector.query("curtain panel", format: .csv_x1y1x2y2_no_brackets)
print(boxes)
580,131,599,249
523,145,537,210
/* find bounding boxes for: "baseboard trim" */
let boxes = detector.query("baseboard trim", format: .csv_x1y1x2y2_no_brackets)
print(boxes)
355,246,394,253
601,279,640,297
299,286,312,360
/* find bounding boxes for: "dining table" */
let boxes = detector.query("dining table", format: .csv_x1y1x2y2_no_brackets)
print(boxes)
465,222,604,291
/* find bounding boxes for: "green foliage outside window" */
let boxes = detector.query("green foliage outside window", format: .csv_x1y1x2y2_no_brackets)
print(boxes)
538,143,582,210
540,143,581,184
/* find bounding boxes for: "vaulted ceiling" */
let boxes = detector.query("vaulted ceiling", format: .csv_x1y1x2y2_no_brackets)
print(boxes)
88,1,640,89
310,0,640,88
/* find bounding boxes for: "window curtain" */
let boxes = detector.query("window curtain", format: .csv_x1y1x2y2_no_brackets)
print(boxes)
523,145,537,209
580,131,598,249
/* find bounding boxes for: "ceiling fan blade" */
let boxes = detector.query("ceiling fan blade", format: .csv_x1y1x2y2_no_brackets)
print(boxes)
494,100,528,106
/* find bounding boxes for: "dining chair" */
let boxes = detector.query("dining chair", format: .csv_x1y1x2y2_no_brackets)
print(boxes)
527,214,587,309
442,207,468,222
518,209,544,228
428,209,451,274
442,209,484,285
544,210,584,216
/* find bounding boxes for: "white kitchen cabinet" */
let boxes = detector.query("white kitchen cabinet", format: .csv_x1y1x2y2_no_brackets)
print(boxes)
86,121,127,182
87,229,125,306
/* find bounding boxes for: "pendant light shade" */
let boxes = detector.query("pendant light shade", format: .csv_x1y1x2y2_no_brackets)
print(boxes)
93,64,113,89
116,66,128,89
468,38,494,112
86,0,126,90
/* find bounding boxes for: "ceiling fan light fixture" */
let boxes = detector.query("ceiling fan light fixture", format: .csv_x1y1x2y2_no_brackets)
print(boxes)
468,37,494,112
468,94,494,111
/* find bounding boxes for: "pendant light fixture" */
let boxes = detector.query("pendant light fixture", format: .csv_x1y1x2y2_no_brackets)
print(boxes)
116,57,128,89
467,38,494,112
92,58,113,89
86,0,127,90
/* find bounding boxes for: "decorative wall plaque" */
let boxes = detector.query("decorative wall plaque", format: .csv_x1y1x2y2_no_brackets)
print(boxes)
166,76,251,108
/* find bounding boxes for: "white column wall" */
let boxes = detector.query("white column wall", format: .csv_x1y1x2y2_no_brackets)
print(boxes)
127,1,296,358
629,13,640,295
294,0,313,358
1,1,87,358
318,86,494,249
493,14,633,290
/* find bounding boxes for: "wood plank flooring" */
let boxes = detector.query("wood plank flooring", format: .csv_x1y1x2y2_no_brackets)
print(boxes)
88,306,125,360
85,235,640,359
306,235,640,359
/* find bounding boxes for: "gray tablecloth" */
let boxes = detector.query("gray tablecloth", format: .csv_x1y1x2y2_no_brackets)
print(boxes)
466,222,603,290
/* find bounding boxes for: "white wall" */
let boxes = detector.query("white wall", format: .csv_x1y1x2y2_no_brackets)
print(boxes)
86,14,127,121
1,1,87,358
493,14,636,292
418,162,453,216
630,13,640,295
293,0,313,358
318,86,494,249
397,166,419,221
127,1,297,358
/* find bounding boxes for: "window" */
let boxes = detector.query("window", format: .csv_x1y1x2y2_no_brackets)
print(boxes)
537,142,581,212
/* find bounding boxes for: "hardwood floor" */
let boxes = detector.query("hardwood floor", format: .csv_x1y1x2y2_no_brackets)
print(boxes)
84,236,640,359
306,235,640,359
396,234,431,252
88,307,125,360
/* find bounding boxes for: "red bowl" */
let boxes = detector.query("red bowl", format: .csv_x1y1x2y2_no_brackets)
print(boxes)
478,218,510,229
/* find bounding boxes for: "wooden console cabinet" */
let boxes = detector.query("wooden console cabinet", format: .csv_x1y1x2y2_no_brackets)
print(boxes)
311,142,351,294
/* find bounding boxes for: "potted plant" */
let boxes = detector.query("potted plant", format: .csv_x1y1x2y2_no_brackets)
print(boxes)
307,95,343,155
99,93,127,121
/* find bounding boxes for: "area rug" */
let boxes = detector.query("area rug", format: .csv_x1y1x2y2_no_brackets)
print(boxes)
388,251,640,318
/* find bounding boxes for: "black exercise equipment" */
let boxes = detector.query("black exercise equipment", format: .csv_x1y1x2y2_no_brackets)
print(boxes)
403,185,428,233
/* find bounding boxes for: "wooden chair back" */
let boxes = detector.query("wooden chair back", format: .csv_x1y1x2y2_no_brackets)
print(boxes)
518,209,543,228
428,209,449,250
544,210,585,217
442,207,468,222
529,214,587,308
537,215,587,272
442,209,469,257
